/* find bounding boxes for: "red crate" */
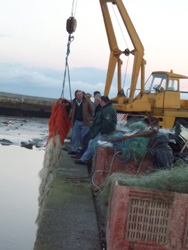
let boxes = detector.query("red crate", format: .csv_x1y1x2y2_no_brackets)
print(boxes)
92,146,153,188
117,113,126,121
106,181,188,250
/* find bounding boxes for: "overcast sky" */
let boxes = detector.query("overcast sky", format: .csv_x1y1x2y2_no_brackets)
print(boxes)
1,0,188,99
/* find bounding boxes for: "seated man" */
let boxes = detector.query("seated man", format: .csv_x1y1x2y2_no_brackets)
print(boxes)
74,96,117,164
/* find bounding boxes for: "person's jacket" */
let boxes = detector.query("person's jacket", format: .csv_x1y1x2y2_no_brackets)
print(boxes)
70,96,94,126
90,102,117,139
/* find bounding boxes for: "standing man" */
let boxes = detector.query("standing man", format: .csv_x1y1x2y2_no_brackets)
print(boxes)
93,91,101,108
93,91,101,97
74,96,117,164
93,93,101,117
69,90,94,155
71,93,102,159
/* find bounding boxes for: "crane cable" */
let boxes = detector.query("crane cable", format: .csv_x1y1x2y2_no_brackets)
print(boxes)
60,0,78,100
111,4,130,91
71,0,78,17
46,0,78,150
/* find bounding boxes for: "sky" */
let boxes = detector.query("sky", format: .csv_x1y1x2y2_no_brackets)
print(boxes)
1,0,188,99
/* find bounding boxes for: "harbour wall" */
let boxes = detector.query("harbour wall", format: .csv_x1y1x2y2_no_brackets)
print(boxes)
0,92,57,117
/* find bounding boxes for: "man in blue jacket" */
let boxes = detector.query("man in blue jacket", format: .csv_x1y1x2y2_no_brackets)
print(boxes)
74,96,117,164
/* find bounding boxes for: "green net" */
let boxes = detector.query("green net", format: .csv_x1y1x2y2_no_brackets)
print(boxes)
97,158,188,222
127,121,147,131
125,136,151,162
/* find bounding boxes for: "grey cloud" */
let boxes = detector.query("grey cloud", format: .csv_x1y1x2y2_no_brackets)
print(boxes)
0,63,128,99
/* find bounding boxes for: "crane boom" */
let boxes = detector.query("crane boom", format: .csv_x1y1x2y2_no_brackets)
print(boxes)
100,0,146,102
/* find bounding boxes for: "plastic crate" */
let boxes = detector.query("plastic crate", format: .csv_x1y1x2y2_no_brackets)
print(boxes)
106,181,188,250
92,146,153,188
117,113,126,121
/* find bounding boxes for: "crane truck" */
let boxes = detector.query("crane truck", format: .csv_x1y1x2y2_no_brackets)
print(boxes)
100,0,188,129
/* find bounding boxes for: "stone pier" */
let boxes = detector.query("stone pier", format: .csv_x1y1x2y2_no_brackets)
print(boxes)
0,92,57,117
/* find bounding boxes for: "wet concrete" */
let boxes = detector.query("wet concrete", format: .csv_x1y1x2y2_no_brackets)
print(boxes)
34,143,102,250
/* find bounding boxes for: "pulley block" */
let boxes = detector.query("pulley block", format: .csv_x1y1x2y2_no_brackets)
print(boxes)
66,16,77,34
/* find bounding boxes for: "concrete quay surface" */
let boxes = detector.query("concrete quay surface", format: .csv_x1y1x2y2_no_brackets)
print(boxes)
34,144,102,250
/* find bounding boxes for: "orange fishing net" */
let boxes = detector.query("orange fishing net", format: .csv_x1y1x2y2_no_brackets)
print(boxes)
46,98,71,146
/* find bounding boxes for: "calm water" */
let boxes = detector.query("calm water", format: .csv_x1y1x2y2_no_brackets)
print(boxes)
0,145,44,250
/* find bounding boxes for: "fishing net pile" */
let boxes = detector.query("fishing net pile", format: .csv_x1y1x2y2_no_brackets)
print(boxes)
94,118,188,169
96,120,154,162
46,98,71,146
97,158,188,223
93,120,173,174
37,98,71,224
113,135,151,164
93,119,188,224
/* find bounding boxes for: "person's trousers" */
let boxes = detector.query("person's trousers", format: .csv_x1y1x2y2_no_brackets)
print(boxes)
71,120,90,153
80,133,107,163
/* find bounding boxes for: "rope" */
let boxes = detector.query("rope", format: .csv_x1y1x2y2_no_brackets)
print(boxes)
122,56,129,90
60,35,74,100
71,0,78,17
113,140,131,162
61,0,78,100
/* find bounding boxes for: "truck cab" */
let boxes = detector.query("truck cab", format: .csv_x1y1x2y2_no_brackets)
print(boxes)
145,71,182,113
145,71,188,116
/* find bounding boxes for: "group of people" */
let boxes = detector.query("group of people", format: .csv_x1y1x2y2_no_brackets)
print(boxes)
67,90,117,165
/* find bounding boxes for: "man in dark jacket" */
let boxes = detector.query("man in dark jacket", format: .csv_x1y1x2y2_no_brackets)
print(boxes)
68,90,94,155
90,96,117,139
71,93,102,159
75,96,117,164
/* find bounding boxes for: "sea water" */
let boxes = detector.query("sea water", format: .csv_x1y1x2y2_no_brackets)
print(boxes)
0,145,44,250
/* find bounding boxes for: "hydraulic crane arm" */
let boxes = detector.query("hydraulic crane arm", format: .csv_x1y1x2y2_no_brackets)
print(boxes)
100,0,146,103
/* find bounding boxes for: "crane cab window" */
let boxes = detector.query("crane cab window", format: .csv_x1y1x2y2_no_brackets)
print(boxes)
145,73,167,93
159,79,166,91
168,79,178,91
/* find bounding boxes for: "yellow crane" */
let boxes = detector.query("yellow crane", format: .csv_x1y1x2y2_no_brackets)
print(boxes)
100,0,188,129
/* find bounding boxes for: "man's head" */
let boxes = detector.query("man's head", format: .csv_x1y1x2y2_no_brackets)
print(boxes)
60,98,71,114
94,93,101,106
100,96,110,107
85,93,91,99
75,90,83,101
94,91,101,97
